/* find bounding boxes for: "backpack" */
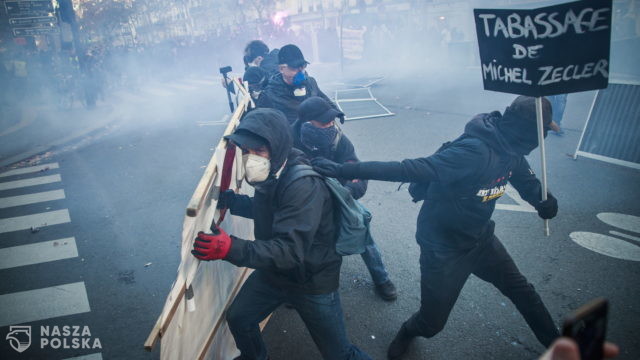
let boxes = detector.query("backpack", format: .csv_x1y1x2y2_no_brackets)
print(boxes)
278,164,372,255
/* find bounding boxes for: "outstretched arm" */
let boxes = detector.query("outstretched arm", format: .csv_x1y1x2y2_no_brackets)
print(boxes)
313,138,488,185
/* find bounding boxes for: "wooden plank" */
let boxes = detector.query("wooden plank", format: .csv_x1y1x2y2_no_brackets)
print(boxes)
147,92,252,356
186,96,249,218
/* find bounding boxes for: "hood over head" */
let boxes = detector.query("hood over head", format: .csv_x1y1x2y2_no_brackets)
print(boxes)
465,96,552,156
229,108,292,172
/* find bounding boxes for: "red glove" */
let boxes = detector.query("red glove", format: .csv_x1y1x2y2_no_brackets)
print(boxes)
191,227,232,260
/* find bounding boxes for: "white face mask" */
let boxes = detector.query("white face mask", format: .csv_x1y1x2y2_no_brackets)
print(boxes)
243,153,270,183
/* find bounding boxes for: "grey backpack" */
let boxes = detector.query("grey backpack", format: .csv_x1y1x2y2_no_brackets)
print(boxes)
278,164,372,255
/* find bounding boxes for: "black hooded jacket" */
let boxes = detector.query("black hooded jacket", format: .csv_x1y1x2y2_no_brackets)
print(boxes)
336,111,545,250
225,109,342,294
291,119,368,200
263,73,338,124
260,49,280,76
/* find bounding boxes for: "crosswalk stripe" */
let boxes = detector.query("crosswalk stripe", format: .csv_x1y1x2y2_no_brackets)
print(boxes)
0,282,91,327
0,189,65,209
0,163,59,178
63,353,103,360
0,174,61,191
0,209,70,234
0,238,78,270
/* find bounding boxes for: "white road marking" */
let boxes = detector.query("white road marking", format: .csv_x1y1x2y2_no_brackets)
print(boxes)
0,282,91,327
197,121,228,126
597,212,640,234
495,185,536,213
0,189,65,209
495,204,536,213
0,209,70,234
0,238,78,270
0,163,59,178
609,230,640,245
569,231,640,262
63,354,103,360
0,174,61,191
197,114,229,126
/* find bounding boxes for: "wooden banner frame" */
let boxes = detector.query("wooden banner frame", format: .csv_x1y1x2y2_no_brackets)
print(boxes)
145,83,258,359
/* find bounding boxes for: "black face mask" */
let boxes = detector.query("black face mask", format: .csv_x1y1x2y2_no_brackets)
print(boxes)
498,113,549,155
300,122,338,156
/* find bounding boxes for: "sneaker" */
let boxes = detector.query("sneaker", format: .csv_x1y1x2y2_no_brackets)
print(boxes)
375,280,398,301
387,325,415,360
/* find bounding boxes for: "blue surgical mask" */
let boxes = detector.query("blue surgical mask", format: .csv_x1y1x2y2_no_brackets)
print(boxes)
300,122,338,156
292,71,307,87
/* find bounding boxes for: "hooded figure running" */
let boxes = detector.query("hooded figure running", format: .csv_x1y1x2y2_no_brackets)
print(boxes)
191,108,371,360
312,96,561,359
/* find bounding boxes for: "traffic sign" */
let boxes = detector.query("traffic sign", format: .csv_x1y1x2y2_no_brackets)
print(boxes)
5,0,54,17
12,27,60,36
9,16,57,26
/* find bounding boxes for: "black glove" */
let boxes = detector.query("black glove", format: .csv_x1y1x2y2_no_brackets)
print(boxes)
216,189,236,210
311,157,343,178
535,193,558,219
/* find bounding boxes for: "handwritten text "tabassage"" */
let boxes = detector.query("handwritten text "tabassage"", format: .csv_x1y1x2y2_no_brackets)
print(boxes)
477,7,610,40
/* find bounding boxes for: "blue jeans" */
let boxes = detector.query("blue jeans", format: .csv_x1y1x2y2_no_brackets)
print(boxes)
226,271,372,360
360,240,390,285
547,94,567,126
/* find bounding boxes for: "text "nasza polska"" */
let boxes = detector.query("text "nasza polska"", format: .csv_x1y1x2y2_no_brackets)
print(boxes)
478,6,610,85
40,326,102,350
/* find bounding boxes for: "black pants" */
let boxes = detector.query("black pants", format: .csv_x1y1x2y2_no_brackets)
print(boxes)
404,235,559,347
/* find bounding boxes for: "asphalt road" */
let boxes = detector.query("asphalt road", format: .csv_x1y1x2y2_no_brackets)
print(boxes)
0,68,638,360
0,77,230,359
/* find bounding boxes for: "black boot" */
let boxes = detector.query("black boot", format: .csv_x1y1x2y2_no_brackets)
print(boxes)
376,280,398,301
387,324,415,360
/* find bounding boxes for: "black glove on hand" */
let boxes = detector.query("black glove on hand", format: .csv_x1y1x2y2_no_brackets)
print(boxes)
311,157,343,178
535,193,558,219
216,189,236,210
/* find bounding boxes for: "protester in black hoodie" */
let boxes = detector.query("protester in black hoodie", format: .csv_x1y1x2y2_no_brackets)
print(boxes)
191,108,371,360
312,96,560,359
263,44,339,124
243,39,279,76
292,96,397,301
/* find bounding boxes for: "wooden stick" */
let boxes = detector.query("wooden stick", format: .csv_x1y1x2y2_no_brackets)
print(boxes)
535,97,550,236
